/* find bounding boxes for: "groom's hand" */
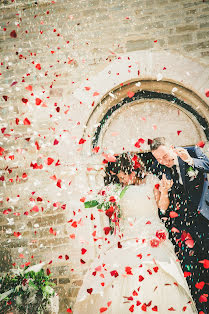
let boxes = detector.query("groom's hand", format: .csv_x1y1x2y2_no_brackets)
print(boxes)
173,147,194,166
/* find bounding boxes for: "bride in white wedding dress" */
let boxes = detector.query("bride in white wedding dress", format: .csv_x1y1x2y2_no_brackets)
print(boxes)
73,153,197,313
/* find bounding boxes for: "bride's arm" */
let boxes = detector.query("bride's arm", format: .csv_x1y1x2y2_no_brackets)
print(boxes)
154,174,173,212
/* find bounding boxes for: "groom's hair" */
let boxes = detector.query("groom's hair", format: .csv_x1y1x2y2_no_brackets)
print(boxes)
150,137,166,151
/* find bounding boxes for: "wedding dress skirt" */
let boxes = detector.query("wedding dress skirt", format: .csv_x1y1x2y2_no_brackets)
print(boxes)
73,175,197,313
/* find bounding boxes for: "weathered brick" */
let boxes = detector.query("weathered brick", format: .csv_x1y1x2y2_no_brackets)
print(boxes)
59,277,71,284
168,34,193,45
176,25,198,33
126,39,154,51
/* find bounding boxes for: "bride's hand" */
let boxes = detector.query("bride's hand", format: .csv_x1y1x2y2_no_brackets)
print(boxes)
159,174,173,193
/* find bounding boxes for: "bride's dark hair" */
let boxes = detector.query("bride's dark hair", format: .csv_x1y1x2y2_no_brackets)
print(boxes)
104,152,146,185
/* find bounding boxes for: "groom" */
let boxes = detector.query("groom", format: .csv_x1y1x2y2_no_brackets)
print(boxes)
150,137,209,313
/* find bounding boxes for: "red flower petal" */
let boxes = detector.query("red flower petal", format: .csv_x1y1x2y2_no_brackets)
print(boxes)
138,275,144,282
195,281,205,290
184,271,191,277
196,141,205,148
100,308,107,313
141,303,147,311
168,307,176,311
205,90,209,97
35,63,41,70
152,306,158,311
25,85,33,91
10,30,17,38
129,305,134,312
81,248,87,255
177,130,182,136
110,270,119,277
104,227,111,235
65,255,69,260
127,91,135,98
23,118,31,125
47,157,54,165
199,259,209,269
22,98,28,103
54,139,59,145
185,239,194,248
199,294,208,303
47,268,51,275
150,238,160,247
66,309,72,313
87,288,93,294
169,211,178,218
125,266,133,275
36,98,42,105
79,138,86,144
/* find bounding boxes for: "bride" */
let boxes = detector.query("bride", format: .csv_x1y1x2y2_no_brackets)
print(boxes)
73,153,197,313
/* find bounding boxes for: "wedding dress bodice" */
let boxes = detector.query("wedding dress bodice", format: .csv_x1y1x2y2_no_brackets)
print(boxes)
120,174,159,220
119,174,164,239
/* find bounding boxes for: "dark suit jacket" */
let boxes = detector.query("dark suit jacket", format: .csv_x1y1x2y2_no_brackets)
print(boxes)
151,146,209,221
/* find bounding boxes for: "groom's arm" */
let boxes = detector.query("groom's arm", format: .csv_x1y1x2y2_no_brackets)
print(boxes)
189,146,209,173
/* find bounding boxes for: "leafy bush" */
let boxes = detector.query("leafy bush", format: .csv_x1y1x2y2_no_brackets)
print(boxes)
0,263,56,314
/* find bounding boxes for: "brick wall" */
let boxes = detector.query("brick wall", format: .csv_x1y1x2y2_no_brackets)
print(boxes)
0,0,209,312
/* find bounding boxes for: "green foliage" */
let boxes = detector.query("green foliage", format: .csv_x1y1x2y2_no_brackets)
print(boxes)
0,266,55,314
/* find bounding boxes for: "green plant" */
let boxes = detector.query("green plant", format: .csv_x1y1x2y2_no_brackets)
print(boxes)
0,263,56,314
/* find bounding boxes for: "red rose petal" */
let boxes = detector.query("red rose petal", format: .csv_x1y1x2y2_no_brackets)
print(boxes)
199,294,208,303
199,259,209,269
205,90,209,98
35,63,41,70
23,118,31,125
177,130,182,136
152,306,158,311
10,30,17,38
81,248,87,255
127,91,135,98
169,211,178,218
36,98,42,105
195,281,205,290
138,275,144,282
129,305,134,312
100,308,107,313
22,98,28,103
79,138,86,144
196,141,205,148
87,288,93,294
25,85,33,91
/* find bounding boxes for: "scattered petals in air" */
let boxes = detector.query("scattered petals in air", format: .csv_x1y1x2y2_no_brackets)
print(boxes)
195,281,205,290
127,91,135,98
169,211,178,218
23,118,31,125
199,294,208,303
36,98,42,105
10,30,17,38
199,259,209,269
205,89,209,97
196,141,205,148
79,138,86,144
35,63,41,70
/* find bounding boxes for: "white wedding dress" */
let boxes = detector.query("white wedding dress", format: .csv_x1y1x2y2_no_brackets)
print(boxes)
73,175,197,313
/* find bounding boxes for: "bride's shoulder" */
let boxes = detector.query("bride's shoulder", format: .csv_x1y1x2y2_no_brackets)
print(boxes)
146,173,160,186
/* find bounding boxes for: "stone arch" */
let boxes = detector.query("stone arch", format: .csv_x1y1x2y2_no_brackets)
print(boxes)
66,50,209,186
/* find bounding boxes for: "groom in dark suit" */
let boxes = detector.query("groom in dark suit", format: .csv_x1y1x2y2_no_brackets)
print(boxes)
150,137,209,314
